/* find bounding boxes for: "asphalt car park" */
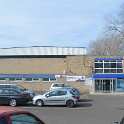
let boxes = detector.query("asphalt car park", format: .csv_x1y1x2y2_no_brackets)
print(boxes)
18,95,124,124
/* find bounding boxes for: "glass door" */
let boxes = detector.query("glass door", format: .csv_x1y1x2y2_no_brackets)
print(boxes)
103,80,110,93
95,79,116,93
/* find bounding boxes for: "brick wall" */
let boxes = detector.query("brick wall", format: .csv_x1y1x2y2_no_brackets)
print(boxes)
0,56,92,76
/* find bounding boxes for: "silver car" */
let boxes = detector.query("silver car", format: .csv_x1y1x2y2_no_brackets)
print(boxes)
33,88,79,107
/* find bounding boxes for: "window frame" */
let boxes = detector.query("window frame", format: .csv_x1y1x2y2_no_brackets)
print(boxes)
94,59,123,74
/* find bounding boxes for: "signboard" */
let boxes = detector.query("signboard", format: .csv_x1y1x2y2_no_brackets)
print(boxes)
66,75,85,82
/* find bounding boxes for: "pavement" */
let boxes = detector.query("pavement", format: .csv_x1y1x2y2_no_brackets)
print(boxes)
19,95,124,124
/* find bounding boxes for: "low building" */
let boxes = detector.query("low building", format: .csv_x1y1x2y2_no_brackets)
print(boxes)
93,57,124,93
0,46,90,92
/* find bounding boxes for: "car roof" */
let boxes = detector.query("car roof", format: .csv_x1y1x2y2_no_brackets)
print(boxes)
0,106,29,116
52,83,64,85
0,106,45,124
50,88,71,92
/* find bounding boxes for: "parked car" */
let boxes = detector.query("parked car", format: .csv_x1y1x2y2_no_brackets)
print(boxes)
50,83,70,90
114,116,124,124
50,83,80,99
0,84,35,98
0,88,32,106
33,88,79,107
0,106,45,124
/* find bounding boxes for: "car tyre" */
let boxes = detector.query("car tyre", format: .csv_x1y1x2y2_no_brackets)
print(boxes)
36,99,44,107
66,100,74,108
9,99,17,107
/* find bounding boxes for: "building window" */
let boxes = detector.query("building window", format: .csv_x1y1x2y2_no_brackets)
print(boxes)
95,69,103,73
95,63,103,68
111,69,116,73
15,78,22,81
117,63,122,68
33,78,39,81
104,69,111,73
94,58,123,74
117,69,123,73
9,78,15,81
104,63,111,68
24,78,32,81
42,78,56,82
42,78,49,81
0,78,6,80
111,63,116,68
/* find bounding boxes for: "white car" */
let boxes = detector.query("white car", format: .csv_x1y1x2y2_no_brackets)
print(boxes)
50,83,70,90
33,88,79,107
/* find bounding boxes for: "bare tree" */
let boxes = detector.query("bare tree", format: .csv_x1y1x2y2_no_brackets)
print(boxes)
89,3,124,56
107,3,124,37
89,34,124,56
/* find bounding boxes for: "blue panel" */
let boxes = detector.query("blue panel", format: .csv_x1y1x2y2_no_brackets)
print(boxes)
116,79,124,92
95,57,123,61
0,74,55,79
93,74,124,79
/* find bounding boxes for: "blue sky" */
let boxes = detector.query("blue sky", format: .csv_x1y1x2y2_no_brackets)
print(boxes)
0,0,123,48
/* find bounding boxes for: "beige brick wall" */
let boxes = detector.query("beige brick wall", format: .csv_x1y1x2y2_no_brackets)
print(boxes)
0,56,92,93
66,56,93,76
0,58,66,74
0,56,92,76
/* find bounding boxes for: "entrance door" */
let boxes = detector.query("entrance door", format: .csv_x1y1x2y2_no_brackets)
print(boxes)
103,80,111,93
95,79,116,93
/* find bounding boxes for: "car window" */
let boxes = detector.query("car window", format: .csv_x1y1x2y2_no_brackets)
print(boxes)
0,89,3,94
48,90,67,97
56,91,67,96
9,89,19,95
0,117,7,124
53,84,64,87
48,91,58,97
11,114,44,124
2,89,10,94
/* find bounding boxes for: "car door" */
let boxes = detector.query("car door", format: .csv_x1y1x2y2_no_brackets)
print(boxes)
45,90,67,105
0,88,10,104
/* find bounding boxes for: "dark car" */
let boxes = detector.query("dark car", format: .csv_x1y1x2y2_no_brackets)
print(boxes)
114,116,124,124
0,88,32,106
0,106,45,124
0,84,36,98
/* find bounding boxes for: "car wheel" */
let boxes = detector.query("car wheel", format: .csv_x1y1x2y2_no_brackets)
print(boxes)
66,100,74,108
9,99,17,107
36,99,44,107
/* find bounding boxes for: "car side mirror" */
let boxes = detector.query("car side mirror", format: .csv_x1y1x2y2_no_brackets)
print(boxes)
45,94,50,98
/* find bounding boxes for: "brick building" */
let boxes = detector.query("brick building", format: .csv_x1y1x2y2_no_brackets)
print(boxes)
0,46,90,92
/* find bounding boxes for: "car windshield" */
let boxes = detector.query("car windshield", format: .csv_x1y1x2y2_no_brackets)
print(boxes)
53,84,70,87
53,84,64,87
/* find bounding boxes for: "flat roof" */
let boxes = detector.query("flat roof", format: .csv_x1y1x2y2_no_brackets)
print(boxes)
0,46,86,56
